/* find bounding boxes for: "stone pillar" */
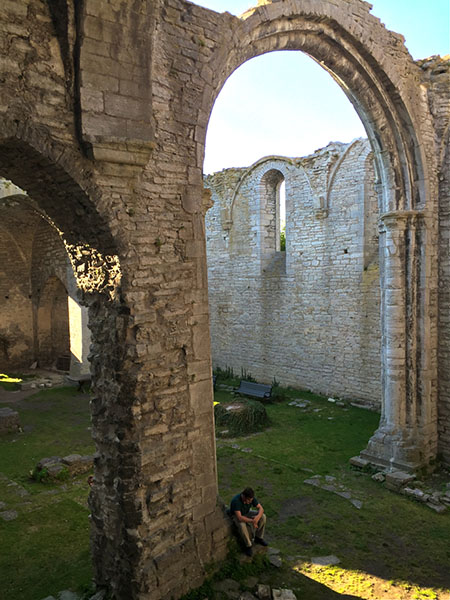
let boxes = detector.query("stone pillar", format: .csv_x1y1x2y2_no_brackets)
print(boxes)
361,211,438,471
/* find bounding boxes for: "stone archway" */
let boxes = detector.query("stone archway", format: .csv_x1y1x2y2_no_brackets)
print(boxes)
194,0,439,473
0,122,128,594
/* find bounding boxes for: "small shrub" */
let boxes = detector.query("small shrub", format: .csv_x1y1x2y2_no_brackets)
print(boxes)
214,399,269,435
55,466,70,481
30,466,49,483
280,225,286,251
240,368,256,382
213,366,239,386
271,377,289,402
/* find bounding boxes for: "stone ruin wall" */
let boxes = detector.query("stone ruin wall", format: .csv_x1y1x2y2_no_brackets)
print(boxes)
0,0,448,598
419,56,450,463
0,185,71,370
205,139,382,405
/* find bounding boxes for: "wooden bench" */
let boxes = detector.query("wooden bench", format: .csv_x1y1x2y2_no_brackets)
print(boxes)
235,380,272,400
66,374,91,392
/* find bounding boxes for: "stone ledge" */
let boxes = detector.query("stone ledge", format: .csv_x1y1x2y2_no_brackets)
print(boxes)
83,136,156,165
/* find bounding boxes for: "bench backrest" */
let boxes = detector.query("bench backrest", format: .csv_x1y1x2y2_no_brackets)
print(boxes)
237,380,272,398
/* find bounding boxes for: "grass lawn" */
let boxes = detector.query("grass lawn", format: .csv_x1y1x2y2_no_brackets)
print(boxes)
0,386,95,600
215,383,450,600
0,380,449,600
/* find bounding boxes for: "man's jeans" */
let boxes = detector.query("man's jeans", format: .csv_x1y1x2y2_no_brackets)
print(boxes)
233,510,266,548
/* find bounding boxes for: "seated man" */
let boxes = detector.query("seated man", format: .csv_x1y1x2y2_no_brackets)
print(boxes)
230,487,268,556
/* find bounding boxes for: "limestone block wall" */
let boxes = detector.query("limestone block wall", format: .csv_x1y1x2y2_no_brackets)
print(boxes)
0,187,72,371
0,0,447,597
31,218,69,299
0,199,35,369
419,56,450,462
206,139,382,405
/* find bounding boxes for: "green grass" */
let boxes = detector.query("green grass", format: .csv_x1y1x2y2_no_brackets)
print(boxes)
1,382,450,600
0,387,94,599
1,499,92,599
215,382,450,599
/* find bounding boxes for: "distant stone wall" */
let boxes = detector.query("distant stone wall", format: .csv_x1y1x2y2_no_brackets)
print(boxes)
0,198,35,369
31,218,69,300
0,188,72,371
206,139,381,405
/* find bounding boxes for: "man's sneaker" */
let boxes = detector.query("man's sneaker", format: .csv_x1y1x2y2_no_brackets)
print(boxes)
255,537,268,546
244,546,253,557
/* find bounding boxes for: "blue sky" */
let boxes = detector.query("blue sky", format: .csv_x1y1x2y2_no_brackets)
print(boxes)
196,0,450,173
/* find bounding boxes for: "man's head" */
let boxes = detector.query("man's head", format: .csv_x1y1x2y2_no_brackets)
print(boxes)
241,487,255,504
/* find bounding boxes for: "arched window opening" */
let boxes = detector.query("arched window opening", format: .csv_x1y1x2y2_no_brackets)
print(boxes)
280,180,286,251
259,169,286,272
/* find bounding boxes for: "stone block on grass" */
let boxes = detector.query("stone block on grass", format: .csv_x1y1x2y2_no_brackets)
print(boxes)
0,407,20,434
349,456,369,469
385,471,416,491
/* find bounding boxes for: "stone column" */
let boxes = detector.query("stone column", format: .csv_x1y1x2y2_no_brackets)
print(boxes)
361,211,438,471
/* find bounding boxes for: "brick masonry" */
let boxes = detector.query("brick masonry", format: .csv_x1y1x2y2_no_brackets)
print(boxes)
0,1,448,598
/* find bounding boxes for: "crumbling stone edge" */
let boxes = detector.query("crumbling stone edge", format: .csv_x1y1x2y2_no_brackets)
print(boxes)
349,456,450,513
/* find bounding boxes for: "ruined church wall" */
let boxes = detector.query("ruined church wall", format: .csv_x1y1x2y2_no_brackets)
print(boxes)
206,139,382,405
0,0,447,597
419,57,450,462
0,184,71,371
31,219,71,368
0,215,34,369
31,218,69,301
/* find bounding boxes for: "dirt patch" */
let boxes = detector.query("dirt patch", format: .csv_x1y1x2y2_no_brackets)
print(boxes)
0,388,39,404
279,496,317,520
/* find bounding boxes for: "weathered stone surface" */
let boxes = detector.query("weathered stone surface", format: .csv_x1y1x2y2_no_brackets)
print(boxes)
62,454,94,476
268,554,282,568
311,555,341,566
240,592,257,600
349,456,369,469
257,584,271,600
0,510,18,521
0,2,447,599
206,141,380,409
426,503,447,514
272,589,296,600
0,407,20,434
37,457,62,470
385,471,416,491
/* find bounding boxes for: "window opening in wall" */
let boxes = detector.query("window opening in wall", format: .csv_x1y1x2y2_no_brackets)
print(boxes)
280,180,286,252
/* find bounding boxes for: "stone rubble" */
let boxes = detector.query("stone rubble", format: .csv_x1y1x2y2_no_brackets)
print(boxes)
34,455,94,480
352,463,450,513
304,474,363,509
